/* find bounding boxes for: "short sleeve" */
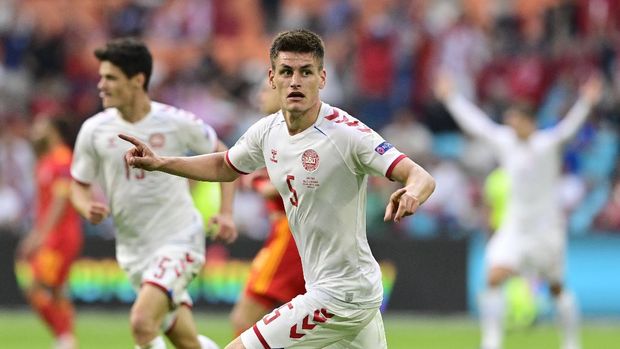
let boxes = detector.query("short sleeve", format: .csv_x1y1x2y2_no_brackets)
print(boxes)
226,118,268,174
178,110,218,155
71,119,99,184
354,128,407,178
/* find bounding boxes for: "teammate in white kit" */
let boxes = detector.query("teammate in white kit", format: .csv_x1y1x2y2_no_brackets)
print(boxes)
119,29,436,349
434,73,603,349
70,38,237,349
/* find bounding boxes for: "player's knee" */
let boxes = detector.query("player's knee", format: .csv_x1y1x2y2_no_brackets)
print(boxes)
229,307,250,334
130,308,159,339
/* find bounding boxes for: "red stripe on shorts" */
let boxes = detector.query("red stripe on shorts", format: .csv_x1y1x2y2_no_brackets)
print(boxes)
253,324,271,349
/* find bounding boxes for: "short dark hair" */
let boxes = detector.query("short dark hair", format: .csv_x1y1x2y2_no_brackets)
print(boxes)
269,29,325,69
50,116,77,148
94,37,152,91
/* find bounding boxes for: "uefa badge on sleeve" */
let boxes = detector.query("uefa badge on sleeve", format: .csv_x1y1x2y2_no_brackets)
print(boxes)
375,141,393,155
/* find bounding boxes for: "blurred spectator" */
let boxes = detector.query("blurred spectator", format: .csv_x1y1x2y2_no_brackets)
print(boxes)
1,0,620,239
380,107,433,166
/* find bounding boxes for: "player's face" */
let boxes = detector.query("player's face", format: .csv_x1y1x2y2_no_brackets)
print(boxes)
97,61,142,109
269,52,326,116
504,108,535,139
30,117,52,155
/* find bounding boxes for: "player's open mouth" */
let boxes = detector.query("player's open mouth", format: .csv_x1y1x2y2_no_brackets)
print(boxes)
287,92,305,99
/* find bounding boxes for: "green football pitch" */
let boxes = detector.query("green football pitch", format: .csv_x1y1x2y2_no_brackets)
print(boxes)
0,309,618,349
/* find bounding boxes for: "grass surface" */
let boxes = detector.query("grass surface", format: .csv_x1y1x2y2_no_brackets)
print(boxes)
0,309,618,348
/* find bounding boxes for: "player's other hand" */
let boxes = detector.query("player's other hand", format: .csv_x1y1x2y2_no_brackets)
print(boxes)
17,230,43,260
581,73,603,105
208,213,238,244
433,70,455,102
384,188,421,223
118,133,161,171
86,201,110,225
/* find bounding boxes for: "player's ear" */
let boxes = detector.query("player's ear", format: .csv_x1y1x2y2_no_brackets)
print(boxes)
132,73,146,90
268,69,276,89
319,68,326,90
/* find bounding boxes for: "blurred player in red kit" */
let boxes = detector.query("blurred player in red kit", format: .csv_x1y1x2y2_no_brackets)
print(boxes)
229,81,305,337
18,116,82,349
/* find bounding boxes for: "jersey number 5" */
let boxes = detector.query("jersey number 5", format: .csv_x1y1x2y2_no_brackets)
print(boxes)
123,156,145,180
286,175,299,207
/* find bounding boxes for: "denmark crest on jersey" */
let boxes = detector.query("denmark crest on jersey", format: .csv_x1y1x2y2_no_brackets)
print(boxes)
149,133,166,148
301,149,320,172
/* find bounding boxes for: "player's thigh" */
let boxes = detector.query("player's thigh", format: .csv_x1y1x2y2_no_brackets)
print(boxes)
131,283,170,326
325,309,386,349
30,245,74,287
485,229,522,272
526,233,565,283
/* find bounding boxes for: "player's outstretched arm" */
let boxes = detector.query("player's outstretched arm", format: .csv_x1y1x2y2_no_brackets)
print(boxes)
433,72,500,141
554,73,603,142
384,158,435,223
119,134,240,182
208,140,238,244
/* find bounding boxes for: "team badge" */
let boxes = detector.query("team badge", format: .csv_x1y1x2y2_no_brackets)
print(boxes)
149,133,166,148
374,141,393,155
301,149,320,172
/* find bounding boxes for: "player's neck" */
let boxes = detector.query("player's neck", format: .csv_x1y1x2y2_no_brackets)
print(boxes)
118,94,151,124
284,102,321,135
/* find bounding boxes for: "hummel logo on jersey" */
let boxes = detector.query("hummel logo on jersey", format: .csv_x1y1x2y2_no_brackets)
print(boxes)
270,149,278,163
375,141,393,155
107,136,116,148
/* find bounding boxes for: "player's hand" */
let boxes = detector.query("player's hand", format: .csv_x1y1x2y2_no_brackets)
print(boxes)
384,188,421,223
208,213,238,244
86,201,110,225
433,70,455,102
581,73,603,105
17,230,43,260
118,133,161,171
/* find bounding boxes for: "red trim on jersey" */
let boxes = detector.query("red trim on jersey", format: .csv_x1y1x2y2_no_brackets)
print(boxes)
225,151,249,175
324,109,339,120
386,154,407,179
253,324,271,349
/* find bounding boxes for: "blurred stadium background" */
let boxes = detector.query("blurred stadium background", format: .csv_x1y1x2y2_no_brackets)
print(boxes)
1,0,620,348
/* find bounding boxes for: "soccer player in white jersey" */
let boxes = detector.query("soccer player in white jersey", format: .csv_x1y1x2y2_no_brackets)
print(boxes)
119,29,436,349
434,73,603,349
70,38,237,349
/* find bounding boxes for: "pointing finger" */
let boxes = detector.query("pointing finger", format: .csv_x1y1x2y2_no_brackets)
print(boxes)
118,133,142,147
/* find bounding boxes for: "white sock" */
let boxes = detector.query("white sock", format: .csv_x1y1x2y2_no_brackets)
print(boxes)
555,291,581,349
135,335,167,349
198,334,220,349
479,287,505,349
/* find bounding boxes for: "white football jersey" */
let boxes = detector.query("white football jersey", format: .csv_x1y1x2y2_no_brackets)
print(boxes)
445,95,591,234
227,102,406,306
71,102,218,266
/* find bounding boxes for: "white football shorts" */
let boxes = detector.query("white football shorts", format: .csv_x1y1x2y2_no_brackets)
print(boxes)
240,289,386,349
